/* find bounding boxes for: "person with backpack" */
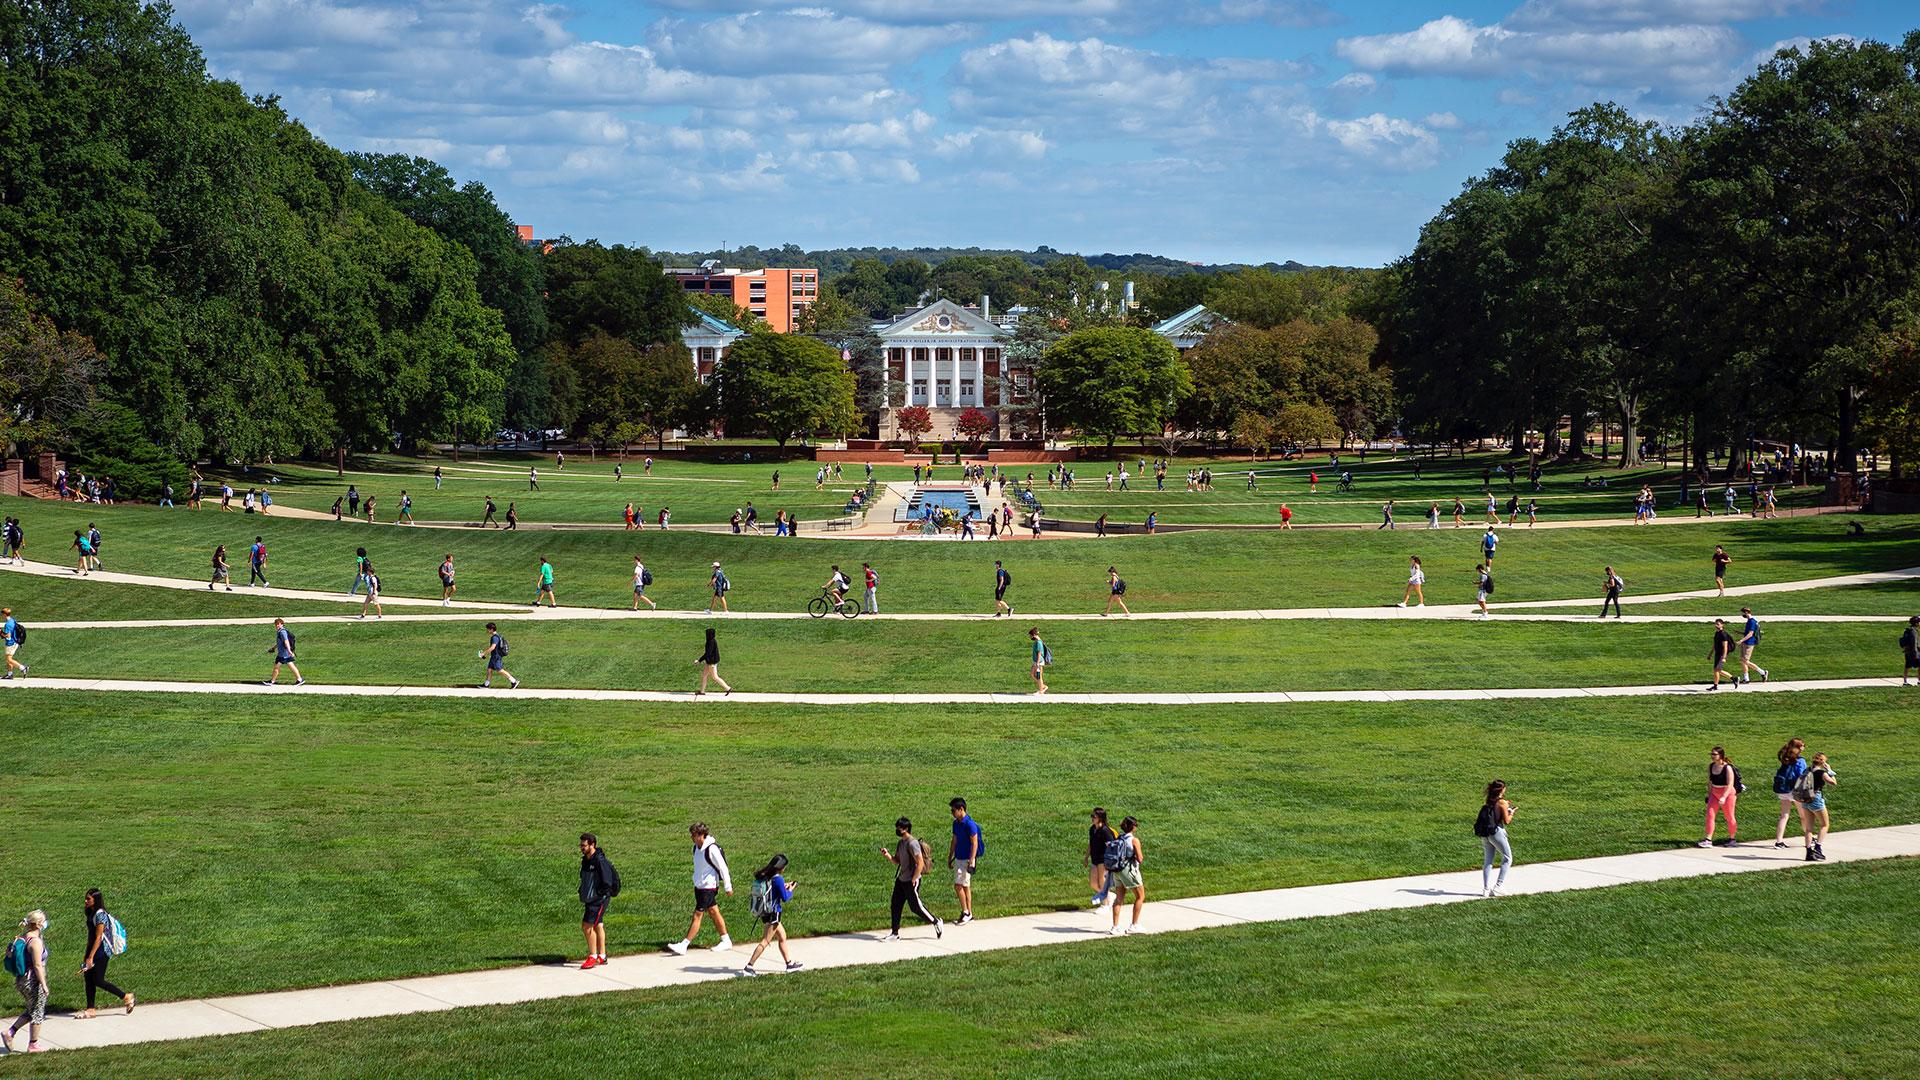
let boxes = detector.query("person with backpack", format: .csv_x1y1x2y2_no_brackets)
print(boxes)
1396,556,1426,608
265,618,304,686
1474,780,1514,897
1902,615,1920,685
480,622,519,689
993,561,1013,616
249,536,269,587
1029,627,1051,695
2,608,26,680
358,559,384,620
1105,816,1145,935
630,556,656,611
1772,738,1807,848
397,491,413,525
77,889,134,1017
1474,563,1493,618
666,823,733,956
696,628,730,696
1793,752,1837,861
534,557,557,608
439,554,458,607
880,817,943,941
1708,619,1737,690
706,562,731,615
1103,567,1131,617
1480,526,1499,567
349,547,369,596
4,910,49,1053
1698,746,1741,847
1737,607,1769,684
577,833,618,969
740,855,801,977
85,523,103,571
949,797,982,924
71,529,93,575
1599,565,1624,619
1086,808,1119,909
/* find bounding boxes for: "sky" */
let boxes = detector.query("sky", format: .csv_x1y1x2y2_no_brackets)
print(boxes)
172,1,1915,267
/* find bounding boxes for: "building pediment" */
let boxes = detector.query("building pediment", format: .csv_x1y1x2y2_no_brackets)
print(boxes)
879,298,1007,340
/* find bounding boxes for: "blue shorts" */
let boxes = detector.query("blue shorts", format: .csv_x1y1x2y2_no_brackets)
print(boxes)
1806,794,1826,813
488,655,506,671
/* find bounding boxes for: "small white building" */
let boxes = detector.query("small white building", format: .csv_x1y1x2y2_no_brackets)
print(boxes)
682,310,743,384
1151,304,1229,351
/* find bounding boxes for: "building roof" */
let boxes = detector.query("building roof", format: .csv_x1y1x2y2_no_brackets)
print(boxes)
685,311,744,336
877,298,1009,340
1150,304,1226,339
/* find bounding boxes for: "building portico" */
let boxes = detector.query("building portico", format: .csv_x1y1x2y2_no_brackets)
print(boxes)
877,298,1022,437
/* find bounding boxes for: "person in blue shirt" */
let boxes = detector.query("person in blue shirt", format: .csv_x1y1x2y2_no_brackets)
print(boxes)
265,618,303,686
1772,738,1808,848
480,622,519,689
949,797,981,924
1481,526,1499,567
2,607,26,679
1737,607,1770,683
740,854,800,977
249,537,269,587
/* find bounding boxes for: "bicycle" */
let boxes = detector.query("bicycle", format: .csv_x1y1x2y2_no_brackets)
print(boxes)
807,588,861,619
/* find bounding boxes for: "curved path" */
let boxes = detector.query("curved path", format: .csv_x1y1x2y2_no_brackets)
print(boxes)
22,825,1920,1054
7,560,1916,624
0,674,1907,705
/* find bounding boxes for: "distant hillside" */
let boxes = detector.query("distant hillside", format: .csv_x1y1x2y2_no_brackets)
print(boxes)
650,244,1347,278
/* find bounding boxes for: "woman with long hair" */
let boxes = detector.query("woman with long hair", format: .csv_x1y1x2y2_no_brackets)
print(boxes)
1699,747,1739,848
1773,738,1807,848
1476,781,1515,897
696,628,731,696
1397,556,1426,608
3,910,49,1053
78,889,134,1018
740,855,799,977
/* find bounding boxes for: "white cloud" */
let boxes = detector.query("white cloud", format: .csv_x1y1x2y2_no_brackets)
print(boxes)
931,128,1051,159
1190,0,1342,28
647,0,1125,24
1506,0,1819,31
1321,114,1442,169
1423,110,1464,130
648,11,963,75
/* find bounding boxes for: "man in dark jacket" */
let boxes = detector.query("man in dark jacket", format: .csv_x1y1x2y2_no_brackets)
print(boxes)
579,833,617,969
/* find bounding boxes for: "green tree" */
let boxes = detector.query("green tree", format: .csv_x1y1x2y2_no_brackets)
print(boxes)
0,276,101,454
710,333,856,446
1037,326,1193,449
543,241,691,351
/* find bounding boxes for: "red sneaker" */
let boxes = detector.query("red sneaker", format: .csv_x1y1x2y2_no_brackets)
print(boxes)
580,956,600,970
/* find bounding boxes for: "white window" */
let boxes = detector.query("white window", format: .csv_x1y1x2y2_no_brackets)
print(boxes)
960,380,975,402
912,380,928,404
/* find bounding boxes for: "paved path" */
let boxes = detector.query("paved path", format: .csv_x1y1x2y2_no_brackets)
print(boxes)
1,674,1908,706
24,824,1920,1054
8,560,1914,625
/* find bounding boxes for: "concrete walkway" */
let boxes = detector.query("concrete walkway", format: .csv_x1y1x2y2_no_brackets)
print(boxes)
8,560,1914,625
24,824,1920,1054
0,674,1908,706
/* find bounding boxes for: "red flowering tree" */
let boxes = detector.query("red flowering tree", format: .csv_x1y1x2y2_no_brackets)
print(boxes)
896,405,933,449
955,407,993,445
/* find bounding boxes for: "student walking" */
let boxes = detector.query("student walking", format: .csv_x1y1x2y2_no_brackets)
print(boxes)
1712,546,1732,595
248,536,269,587
397,491,413,524
358,560,383,619
1599,565,1624,618
862,562,879,615
71,529,92,575
265,618,303,685
77,889,133,1017
881,818,944,940
482,496,498,528
949,798,982,923
1104,817,1145,935
1708,618,1735,689
1279,502,1293,529
1103,566,1131,617
1397,556,1426,608
1480,526,1499,567
1772,738,1807,848
1028,626,1051,695
696,628,730,695
993,561,1013,616
1699,746,1740,847
740,855,801,976
1086,808,1118,907
439,554,457,606
705,562,731,615
534,557,557,608
4,910,49,1053
1,609,24,680
1737,607,1769,683
1474,563,1493,617
349,547,369,595
1379,500,1395,529
1474,780,1515,897
630,556,656,610
210,544,233,591
85,523,103,570
1902,615,1920,685
577,833,618,969
667,824,733,955
505,503,519,530
1427,502,1440,529
480,622,518,688
1793,753,1837,861
433,465,443,490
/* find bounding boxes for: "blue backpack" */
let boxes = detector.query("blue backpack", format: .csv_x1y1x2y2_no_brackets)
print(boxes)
102,914,127,957
1102,835,1135,871
3,936,26,977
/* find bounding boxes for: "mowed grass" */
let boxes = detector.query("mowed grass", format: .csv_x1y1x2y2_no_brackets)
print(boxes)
0,571,394,621
20,859,1920,1079
27,617,1908,693
7,497,1913,614
1531,578,1920,617
1,687,1913,1003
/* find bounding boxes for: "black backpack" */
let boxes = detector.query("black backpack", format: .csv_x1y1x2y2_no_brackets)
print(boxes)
10,623,22,644
1114,578,1127,595
640,567,653,587
1473,804,1501,837
605,854,622,898
1482,575,1495,594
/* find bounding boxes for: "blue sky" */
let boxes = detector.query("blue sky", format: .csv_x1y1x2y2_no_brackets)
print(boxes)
173,1,1914,266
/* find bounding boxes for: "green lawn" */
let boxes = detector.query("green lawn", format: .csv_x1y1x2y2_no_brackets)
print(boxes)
0,572,396,621
1,687,1911,1004
21,858,1919,1078
8,497,1913,615
26,617,1905,693
1513,578,1920,617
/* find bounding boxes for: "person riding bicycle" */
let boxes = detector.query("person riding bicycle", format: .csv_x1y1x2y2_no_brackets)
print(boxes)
824,565,850,607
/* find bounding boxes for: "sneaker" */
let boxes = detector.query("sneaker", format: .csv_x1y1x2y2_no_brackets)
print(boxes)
1415,603,1425,608
713,936,732,951
1738,675,1749,685
1107,925,1124,936
1491,886,1504,897
1395,602,1406,608
1774,841,1788,849
1706,684,1717,691
785,961,804,972
1805,849,1817,862
1814,845,1826,861
1696,839,1713,848
580,956,600,970
739,966,757,977
1724,839,1738,847
958,913,973,925
881,932,900,942
508,678,520,689
262,680,275,686
666,940,689,956
933,919,943,939
1761,670,1770,682
295,678,305,686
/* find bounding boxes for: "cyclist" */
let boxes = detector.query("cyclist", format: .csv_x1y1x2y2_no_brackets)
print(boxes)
823,565,851,608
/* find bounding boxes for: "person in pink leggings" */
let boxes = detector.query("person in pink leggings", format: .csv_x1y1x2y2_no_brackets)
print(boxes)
1699,746,1740,847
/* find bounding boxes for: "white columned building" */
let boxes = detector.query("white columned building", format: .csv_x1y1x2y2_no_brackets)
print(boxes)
876,299,1022,439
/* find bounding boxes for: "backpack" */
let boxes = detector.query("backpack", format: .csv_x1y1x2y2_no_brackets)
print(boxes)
1772,763,1797,795
640,567,653,587
1040,643,1054,667
1731,765,1745,794
10,622,23,644
1791,770,1819,804
1482,575,1495,595
495,635,509,657
749,877,777,919
973,826,985,859
103,914,127,957
1000,570,1011,587
715,571,730,593
605,855,621,898
2,936,25,977
1102,835,1136,871
1610,573,1624,592
1473,804,1501,838
1114,578,1126,595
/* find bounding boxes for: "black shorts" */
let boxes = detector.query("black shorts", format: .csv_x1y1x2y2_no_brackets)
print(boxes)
583,898,609,925
694,887,720,911
995,587,1007,600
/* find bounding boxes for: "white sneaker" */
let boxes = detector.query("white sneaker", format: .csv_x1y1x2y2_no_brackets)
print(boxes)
1416,603,1425,608
1395,602,1406,608
1107,925,1124,936
666,940,689,956
1491,886,1504,897
881,932,900,942
713,936,732,951
1696,839,1714,848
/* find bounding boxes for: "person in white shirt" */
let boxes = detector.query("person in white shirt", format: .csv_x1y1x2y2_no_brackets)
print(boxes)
631,556,656,610
1397,556,1427,608
666,823,733,955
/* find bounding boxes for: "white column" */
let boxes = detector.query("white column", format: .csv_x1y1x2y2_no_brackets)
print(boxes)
974,350,984,407
949,350,960,410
